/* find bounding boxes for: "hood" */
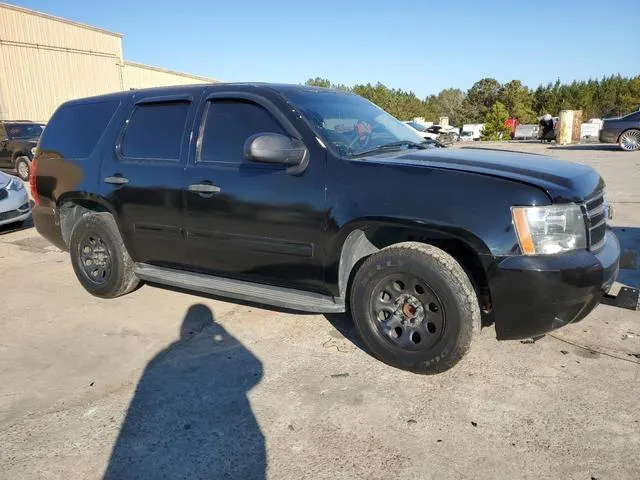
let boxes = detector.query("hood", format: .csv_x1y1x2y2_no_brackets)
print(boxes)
366,147,604,202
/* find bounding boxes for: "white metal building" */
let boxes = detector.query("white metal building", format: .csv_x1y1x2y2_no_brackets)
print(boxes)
0,3,217,122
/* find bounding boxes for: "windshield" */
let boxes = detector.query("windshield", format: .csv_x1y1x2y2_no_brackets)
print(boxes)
5,123,45,139
282,89,426,157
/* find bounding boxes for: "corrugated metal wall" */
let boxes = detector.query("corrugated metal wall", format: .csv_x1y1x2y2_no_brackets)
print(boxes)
0,3,123,122
123,61,213,90
0,3,216,123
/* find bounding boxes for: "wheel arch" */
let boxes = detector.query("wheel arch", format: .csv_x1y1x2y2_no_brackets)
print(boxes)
335,220,492,313
57,193,129,251
617,127,640,142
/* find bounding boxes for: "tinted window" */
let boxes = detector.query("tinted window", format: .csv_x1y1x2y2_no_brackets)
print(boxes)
200,100,286,163
40,100,119,158
121,101,190,160
5,123,45,139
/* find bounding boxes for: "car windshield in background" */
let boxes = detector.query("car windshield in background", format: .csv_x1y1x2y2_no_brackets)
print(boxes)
283,89,426,157
407,121,427,132
5,123,45,139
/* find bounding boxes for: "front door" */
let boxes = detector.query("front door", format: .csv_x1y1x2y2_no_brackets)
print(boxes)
99,92,201,268
182,92,327,293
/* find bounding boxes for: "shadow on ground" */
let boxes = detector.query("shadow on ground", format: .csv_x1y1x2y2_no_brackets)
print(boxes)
613,227,640,289
103,304,265,480
0,216,33,235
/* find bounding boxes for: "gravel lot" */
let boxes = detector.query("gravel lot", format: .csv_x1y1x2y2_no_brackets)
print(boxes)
1,142,639,480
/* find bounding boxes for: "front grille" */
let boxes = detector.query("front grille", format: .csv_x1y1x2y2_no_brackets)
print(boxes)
585,190,606,251
0,208,24,221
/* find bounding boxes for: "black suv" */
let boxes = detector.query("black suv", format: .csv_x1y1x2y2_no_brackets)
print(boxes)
32,84,621,373
0,120,45,180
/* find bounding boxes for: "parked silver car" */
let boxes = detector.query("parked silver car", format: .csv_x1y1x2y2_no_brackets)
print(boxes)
0,171,31,228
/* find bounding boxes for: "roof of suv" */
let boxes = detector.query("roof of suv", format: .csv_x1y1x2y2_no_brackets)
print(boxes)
63,83,352,106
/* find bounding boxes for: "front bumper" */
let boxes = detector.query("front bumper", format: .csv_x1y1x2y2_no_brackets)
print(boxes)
0,187,32,227
488,229,620,340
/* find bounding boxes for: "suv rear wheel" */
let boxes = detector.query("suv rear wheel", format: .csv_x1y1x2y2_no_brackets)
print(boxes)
349,242,480,374
69,212,140,298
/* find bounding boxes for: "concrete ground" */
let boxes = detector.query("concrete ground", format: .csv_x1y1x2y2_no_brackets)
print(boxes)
1,142,639,480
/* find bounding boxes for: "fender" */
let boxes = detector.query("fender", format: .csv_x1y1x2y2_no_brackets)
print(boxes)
330,217,493,298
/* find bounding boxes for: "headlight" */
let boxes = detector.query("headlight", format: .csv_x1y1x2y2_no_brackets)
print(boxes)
31,147,38,156
512,204,587,255
6,176,25,192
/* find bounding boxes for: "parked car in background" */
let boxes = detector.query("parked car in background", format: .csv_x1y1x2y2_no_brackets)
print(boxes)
599,110,640,151
0,120,45,180
459,130,475,141
513,124,539,140
404,122,456,145
462,123,484,141
0,171,31,228
404,121,437,140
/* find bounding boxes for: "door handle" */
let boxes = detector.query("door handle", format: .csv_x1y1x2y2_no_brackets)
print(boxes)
188,183,221,194
104,175,129,185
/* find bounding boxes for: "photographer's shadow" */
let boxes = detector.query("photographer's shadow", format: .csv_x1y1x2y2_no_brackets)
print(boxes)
104,304,265,480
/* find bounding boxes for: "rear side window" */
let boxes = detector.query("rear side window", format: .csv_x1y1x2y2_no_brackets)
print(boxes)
121,101,190,160
39,100,119,158
199,100,286,164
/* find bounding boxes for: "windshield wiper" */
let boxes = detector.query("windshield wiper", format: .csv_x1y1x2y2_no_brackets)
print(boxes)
350,140,426,158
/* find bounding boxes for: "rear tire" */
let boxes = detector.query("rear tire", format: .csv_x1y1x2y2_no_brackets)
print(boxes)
69,212,140,298
15,156,30,181
619,129,640,151
349,242,480,374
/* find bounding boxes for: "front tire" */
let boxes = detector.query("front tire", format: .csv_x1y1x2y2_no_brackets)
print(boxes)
619,129,640,151
15,156,31,181
349,242,480,374
69,212,140,298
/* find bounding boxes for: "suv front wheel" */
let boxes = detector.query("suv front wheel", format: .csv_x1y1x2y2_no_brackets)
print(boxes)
69,212,140,298
350,242,480,374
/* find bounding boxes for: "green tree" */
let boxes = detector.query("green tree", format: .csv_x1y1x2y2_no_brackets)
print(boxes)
481,101,511,141
466,78,501,121
499,80,536,123
304,77,332,88
433,88,469,126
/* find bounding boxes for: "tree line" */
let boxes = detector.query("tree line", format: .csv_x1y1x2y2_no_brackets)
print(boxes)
304,75,640,127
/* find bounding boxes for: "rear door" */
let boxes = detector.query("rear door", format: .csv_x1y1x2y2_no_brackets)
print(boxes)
100,91,201,267
182,90,327,293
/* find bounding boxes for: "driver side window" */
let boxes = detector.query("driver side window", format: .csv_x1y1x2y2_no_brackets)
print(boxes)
198,100,287,164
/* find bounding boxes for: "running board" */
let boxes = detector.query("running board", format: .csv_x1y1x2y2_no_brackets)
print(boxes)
134,263,346,313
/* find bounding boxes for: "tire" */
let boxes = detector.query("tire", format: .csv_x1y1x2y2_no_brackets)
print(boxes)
349,242,480,374
69,212,140,298
15,156,31,181
618,129,640,151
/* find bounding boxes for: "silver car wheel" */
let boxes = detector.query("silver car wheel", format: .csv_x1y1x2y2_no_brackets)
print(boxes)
619,129,640,151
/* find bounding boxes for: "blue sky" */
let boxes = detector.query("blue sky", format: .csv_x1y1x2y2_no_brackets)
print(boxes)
10,0,640,98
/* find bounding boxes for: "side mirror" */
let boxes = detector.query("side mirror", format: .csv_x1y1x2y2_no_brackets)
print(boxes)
244,133,308,174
